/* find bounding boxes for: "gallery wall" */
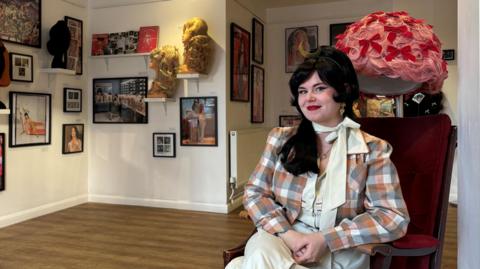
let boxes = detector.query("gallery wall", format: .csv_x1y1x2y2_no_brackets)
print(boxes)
0,0,89,228
87,0,230,212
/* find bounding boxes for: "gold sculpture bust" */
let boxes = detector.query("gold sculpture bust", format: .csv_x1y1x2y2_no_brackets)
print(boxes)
148,45,179,98
179,17,212,74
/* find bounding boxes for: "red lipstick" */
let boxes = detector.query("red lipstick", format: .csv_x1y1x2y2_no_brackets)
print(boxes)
307,105,320,111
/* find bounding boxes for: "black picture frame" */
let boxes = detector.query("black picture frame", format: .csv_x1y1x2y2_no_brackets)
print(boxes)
279,115,302,127
0,133,5,191
230,23,250,102
93,77,148,124
251,65,264,123
285,25,318,73
0,0,41,48
329,22,353,46
63,87,82,113
9,91,51,147
442,49,455,61
153,132,176,158
64,16,83,75
9,53,33,82
180,96,218,146
62,123,84,154
252,18,264,65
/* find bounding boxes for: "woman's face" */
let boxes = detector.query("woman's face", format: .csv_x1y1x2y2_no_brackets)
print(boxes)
71,128,77,138
298,72,343,127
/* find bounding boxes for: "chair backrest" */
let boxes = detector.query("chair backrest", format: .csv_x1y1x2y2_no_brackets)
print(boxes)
357,114,456,269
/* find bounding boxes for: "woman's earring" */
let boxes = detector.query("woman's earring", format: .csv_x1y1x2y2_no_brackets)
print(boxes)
339,104,346,115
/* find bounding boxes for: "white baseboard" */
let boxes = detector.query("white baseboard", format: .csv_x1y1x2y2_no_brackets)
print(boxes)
88,194,229,213
0,195,88,229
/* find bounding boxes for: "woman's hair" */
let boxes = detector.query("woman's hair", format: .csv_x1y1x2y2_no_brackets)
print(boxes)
279,46,359,176
70,126,80,138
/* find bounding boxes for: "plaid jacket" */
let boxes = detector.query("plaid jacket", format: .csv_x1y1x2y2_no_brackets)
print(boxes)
243,126,409,252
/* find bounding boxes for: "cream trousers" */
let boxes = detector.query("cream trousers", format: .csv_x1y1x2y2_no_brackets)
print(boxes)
224,229,369,269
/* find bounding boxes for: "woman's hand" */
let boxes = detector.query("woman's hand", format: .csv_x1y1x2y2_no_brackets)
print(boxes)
281,231,328,264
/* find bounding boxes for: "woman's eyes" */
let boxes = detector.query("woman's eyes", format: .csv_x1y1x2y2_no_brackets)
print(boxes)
314,87,327,92
299,87,326,95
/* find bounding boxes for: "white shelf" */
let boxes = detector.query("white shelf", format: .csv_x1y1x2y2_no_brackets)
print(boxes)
144,97,176,103
90,52,150,58
145,97,176,114
0,109,10,115
176,72,206,95
39,68,76,75
90,53,150,71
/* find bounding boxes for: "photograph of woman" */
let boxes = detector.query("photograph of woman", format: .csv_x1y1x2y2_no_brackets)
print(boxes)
286,26,318,72
62,124,84,154
226,46,409,269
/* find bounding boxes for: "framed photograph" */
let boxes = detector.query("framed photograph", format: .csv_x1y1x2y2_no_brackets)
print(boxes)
442,49,455,61
65,16,83,75
279,115,302,127
230,23,250,102
0,0,41,48
329,22,353,46
9,91,51,147
63,88,82,112
9,53,33,82
251,65,264,123
93,77,148,124
137,26,159,53
180,97,217,146
0,133,4,191
285,25,318,73
153,132,175,158
62,124,84,154
252,18,264,64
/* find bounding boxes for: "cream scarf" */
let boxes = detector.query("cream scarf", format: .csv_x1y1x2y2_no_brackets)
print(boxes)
311,117,368,268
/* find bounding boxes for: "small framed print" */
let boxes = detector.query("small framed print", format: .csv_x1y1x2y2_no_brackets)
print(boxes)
153,132,176,158
9,91,51,147
285,25,318,73
230,23,250,102
252,18,264,64
0,133,5,191
442,49,455,61
64,16,83,75
9,53,33,82
62,124,84,154
251,65,264,123
63,88,82,112
279,115,302,127
180,96,218,146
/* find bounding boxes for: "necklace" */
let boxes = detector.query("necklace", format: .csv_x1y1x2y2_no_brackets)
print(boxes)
319,147,332,160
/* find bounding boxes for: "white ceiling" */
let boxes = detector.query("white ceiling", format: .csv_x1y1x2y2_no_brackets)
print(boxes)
261,0,342,8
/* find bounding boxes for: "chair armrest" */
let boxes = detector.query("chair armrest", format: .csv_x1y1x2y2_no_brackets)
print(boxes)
356,243,394,256
223,243,247,267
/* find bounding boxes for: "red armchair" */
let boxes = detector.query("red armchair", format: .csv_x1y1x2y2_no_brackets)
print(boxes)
223,114,457,269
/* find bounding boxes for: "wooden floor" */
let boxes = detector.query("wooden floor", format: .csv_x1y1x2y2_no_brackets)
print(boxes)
0,203,457,269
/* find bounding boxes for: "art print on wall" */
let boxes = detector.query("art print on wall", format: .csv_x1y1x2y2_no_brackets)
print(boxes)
153,132,175,158
285,25,318,73
93,77,148,123
9,52,33,82
252,18,264,64
0,133,4,191
180,97,217,146
0,0,41,48
251,65,264,123
137,26,159,53
62,123,84,154
329,22,353,46
9,92,51,147
230,23,250,102
279,115,302,127
63,87,82,112
65,16,83,75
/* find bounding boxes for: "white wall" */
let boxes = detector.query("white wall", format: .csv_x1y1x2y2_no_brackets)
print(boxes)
88,0,229,213
457,0,480,267
0,0,89,228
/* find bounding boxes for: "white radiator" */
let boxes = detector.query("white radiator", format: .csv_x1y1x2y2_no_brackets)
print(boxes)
229,128,271,200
